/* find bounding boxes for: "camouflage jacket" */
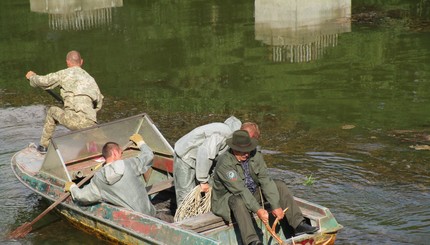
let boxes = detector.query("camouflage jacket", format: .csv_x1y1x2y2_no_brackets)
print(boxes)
29,66,103,122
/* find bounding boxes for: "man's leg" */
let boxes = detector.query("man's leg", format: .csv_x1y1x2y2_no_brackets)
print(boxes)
228,195,259,245
274,180,317,235
173,156,197,206
61,110,95,130
40,108,95,148
39,106,64,148
274,180,304,228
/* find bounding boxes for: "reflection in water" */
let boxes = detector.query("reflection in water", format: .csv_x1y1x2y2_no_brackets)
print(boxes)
30,0,123,30
255,0,351,63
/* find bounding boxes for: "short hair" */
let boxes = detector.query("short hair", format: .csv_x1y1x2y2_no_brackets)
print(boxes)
102,142,121,159
240,122,260,139
66,50,82,65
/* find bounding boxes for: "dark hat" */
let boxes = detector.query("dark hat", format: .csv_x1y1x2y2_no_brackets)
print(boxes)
226,130,258,152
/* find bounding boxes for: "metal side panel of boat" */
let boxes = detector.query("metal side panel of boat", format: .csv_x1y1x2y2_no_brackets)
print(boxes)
57,202,220,245
205,225,338,245
183,210,340,245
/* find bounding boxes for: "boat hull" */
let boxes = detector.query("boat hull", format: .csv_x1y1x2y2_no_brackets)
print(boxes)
11,114,342,244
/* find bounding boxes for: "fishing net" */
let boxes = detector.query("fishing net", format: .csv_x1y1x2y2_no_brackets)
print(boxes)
174,185,212,222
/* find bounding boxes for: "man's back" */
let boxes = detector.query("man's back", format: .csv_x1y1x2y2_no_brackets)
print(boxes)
174,116,242,158
174,122,232,157
55,66,102,122
92,159,156,215
69,143,156,216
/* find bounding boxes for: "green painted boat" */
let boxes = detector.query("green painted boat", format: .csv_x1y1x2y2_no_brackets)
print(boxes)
11,113,342,244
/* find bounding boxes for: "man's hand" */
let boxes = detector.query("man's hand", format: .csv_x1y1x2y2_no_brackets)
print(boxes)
256,208,269,223
200,182,210,193
271,207,285,220
26,71,36,80
129,133,145,145
64,181,76,192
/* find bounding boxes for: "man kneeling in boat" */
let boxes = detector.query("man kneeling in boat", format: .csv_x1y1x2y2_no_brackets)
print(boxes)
211,130,318,245
64,134,156,216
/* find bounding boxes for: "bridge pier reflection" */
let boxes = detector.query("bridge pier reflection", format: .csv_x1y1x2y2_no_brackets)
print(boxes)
255,0,351,63
30,0,123,30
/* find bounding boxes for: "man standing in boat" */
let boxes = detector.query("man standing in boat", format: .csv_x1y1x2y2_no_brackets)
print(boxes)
173,116,242,206
211,130,318,245
25,50,104,154
64,134,156,216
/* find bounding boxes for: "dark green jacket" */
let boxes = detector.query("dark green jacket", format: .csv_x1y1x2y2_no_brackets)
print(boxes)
211,149,281,222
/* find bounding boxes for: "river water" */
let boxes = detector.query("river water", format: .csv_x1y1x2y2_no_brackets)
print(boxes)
1,0,429,244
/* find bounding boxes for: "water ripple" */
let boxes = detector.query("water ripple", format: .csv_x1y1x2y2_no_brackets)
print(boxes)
269,150,430,244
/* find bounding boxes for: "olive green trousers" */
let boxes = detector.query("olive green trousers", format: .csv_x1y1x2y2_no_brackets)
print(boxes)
228,180,304,245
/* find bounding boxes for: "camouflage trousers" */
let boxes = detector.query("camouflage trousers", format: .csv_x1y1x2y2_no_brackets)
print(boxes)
40,106,96,147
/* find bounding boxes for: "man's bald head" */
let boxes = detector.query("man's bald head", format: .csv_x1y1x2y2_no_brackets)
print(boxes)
66,50,83,67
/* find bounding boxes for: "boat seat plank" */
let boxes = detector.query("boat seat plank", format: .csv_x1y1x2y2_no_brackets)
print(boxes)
152,155,174,173
146,179,174,195
177,212,229,233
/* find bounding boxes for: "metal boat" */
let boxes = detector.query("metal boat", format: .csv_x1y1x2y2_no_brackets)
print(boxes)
11,113,342,244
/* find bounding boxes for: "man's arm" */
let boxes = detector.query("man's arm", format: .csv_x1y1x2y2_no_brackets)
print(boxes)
26,70,63,89
67,178,103,205
254,152,281,210
195,134,224,184
128,134,154,174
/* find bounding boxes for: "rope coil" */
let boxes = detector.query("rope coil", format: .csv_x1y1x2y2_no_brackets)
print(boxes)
174,185,212,222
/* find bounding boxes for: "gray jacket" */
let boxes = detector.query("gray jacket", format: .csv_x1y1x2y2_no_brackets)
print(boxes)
70,144,156,215
174,116,241,183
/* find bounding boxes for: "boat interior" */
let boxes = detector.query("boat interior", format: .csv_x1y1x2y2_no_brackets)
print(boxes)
13,114,342,244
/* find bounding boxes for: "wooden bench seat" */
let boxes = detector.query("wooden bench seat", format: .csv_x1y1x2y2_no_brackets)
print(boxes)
176,212,230,233
176,202,275,233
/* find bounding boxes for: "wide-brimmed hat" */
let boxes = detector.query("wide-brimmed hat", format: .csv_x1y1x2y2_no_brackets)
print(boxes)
226,130,258,152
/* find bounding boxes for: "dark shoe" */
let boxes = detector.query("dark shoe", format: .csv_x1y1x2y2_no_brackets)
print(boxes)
248,241,263,245
37,145,48,154
295,220,318,235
